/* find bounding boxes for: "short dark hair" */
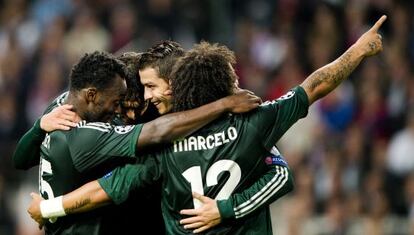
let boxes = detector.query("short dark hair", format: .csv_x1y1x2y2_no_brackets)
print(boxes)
138,40,185,81
118,51,143,98
117,52,147,120
69,51,126,92
171,41,236,112
118,51,142,81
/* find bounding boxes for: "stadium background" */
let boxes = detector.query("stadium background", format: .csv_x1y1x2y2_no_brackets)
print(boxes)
0,0,413,234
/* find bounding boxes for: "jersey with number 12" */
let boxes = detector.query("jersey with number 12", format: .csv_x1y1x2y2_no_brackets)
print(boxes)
148,86,309,234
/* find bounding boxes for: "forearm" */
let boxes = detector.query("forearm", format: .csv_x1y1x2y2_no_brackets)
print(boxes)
217,165,293,220
12,119,45,170
301,45,365,104
138,98,229,148
62,180,111,215
38,181,111,220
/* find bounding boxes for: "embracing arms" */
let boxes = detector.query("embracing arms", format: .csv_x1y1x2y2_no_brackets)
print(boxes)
137,89,261,148
28,180,109,227
28,165,293,232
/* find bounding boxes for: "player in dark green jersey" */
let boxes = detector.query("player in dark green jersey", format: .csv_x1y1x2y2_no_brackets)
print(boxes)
103,42,309,235
125,40,295,233
26,41,294,234
16,50,261,235
137,40,296,232
28,15,386,234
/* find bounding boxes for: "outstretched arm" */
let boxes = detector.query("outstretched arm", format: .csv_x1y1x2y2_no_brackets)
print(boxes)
13,105,80,170
301,15,386,105
137,89,261,149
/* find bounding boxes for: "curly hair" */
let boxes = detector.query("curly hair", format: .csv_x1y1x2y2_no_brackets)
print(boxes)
69,51,126,92
139,40,185,81
171,41,237,112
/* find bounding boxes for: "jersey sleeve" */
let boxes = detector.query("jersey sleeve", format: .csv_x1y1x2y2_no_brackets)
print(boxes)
42,92,68,115
68,123,143,173
12,92,68,170
249,86,309,150
217,165,293,220
97,156,162,204
12,119,45,170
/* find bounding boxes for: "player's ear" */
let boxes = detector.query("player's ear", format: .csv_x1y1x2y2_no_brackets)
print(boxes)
163,80,172,96
163,89,172,96
84,88,98,104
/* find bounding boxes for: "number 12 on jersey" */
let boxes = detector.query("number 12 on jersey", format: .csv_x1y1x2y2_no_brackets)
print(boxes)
182,159,241,209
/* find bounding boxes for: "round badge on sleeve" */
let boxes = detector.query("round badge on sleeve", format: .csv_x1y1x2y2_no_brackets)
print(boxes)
114,125,134,134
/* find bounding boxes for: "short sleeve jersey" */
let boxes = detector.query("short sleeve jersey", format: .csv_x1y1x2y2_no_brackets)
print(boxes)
39,93,144,235
101,86,309,235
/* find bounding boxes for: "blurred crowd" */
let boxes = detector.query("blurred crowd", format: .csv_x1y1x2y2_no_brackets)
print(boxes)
1,0,414,234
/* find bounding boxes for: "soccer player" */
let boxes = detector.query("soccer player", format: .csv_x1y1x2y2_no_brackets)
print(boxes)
28,15,386,234
136,40,295,232
16,50,261,235
26,41,294,233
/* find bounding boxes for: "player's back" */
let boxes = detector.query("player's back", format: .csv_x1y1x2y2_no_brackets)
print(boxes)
156,86,309,234
158,114,275,234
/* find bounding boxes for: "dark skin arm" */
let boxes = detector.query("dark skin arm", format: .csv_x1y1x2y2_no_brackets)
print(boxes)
137,89,261,149
301,15,386,105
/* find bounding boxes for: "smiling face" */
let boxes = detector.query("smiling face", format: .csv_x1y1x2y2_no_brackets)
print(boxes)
139,67,172,115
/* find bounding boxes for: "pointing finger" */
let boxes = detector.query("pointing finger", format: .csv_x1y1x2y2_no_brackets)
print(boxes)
370,15,387,32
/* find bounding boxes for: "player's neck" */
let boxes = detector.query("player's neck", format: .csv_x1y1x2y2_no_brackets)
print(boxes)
65,91,85,120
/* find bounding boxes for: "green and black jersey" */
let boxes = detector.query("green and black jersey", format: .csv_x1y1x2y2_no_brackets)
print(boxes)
99,86,309,235
38,92,150,235
12,92,69,170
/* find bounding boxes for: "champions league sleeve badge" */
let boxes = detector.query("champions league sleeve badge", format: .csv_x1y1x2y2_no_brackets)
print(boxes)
265,146,289,167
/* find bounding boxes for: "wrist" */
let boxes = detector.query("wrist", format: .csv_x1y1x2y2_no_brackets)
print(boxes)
219,97,232,112
217,199,235,221
349,44,367,60
40,196,66,218
34,119,47,135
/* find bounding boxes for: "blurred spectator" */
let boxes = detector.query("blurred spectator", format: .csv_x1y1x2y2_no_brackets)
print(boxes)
25,58,65,124
387,110,414,176
109,4,137,52
0,176,15,235
63,8,109,65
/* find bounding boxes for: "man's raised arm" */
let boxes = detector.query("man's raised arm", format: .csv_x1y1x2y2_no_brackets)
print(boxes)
301,15,386,105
